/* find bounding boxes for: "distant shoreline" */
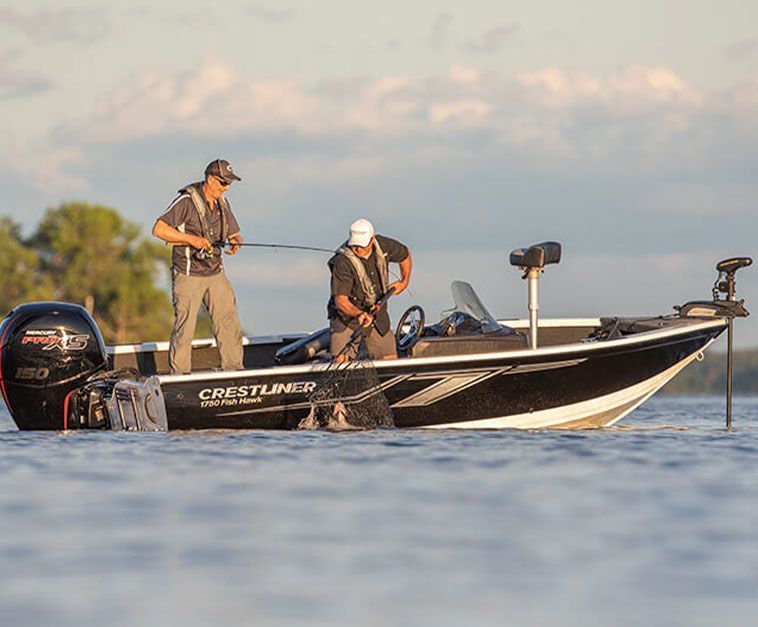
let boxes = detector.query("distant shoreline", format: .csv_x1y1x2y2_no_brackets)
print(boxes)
662,349,758,395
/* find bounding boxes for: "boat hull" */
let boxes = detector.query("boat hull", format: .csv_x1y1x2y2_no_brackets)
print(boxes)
157,320,724,430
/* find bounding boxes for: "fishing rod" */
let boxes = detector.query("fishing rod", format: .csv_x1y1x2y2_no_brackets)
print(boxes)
230,242,334,254
188,241,334,259
190,240,410,294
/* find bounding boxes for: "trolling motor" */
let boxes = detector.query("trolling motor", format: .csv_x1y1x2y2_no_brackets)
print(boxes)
678,257,752,429
509,242,562,349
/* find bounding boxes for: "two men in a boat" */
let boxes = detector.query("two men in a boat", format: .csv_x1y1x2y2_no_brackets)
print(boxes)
153,161,412,371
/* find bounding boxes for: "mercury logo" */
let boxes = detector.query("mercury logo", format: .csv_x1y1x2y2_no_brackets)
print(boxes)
21,330,90,352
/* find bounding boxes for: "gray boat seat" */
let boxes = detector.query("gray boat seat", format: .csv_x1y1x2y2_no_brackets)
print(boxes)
406,313,528,358
407,331,527,358
509,241,562,269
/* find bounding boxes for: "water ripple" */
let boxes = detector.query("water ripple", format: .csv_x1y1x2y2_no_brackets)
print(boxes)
1,397,758,626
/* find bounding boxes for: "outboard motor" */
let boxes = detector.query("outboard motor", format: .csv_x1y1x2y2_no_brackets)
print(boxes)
0,302,107,430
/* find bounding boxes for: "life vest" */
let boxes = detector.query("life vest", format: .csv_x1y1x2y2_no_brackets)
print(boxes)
331,238,389,308
177,182,229,244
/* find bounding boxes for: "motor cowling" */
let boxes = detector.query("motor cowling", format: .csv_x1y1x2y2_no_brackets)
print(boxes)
0,302,107,430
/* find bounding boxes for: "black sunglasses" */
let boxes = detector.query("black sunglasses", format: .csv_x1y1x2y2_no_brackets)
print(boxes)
214,177,231,186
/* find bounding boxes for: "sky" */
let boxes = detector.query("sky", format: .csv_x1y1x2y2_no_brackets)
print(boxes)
1,0,757,346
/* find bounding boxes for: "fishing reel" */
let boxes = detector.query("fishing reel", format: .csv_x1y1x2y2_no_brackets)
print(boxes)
194,243,224,260
195,247,215,260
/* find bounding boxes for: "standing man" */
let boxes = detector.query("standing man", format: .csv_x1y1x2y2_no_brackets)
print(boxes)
328,218,412,362
152,159,245,374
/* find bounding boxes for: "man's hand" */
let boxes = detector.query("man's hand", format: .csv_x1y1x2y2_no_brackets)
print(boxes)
388,280,408,296
356,312,373,327
191,235,212,250
226,234,243,255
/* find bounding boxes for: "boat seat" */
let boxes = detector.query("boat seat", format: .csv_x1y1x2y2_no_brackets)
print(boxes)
509,241,562,269
406,328,527,358
274,327,330,365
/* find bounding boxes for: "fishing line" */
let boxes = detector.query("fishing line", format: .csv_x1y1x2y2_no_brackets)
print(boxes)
222,240,412,295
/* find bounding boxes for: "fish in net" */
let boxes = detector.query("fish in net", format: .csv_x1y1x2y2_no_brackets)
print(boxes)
299,334,395,431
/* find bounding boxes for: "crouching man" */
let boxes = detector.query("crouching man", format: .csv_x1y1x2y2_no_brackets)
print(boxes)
327,218,412,363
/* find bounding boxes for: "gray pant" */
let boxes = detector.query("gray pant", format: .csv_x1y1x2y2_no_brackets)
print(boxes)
170,271,244,374
330,319,398,360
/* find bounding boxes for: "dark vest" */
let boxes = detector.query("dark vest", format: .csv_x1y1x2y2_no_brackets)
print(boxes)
329,238,389,309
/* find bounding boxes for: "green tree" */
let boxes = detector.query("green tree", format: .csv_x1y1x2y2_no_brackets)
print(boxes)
32,202,175,344
0,217,54,314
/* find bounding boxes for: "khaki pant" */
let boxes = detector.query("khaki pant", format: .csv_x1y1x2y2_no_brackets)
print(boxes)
170,271,244,374
330,318,397,360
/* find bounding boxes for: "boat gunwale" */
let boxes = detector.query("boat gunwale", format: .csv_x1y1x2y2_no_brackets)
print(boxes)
155,316,727,385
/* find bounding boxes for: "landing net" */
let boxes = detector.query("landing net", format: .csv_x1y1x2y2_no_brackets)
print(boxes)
299,338,395,431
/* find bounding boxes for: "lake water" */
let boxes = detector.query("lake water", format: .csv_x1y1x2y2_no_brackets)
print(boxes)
1,396,758,627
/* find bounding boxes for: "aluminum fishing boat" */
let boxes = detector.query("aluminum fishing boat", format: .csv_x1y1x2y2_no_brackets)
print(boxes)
0,242,750,431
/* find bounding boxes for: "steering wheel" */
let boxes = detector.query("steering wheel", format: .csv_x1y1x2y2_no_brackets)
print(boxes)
395,305,425,352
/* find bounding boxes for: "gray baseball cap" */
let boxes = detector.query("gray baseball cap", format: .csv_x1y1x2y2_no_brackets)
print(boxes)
205,159,242,183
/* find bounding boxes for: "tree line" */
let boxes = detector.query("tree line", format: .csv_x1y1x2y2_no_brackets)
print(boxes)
0,202,209,344
662,349,758,396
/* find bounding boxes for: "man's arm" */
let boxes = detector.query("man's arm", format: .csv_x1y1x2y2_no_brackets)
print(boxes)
152,219,211,250
389,248,412,296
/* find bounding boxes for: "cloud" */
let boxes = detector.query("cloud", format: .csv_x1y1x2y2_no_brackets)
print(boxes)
515,66,703,112
34,147,88,195
449,64,481,85
428,100,491,125
0,53,52,100
430,13,453,50
723,76,758,113
66,57,721,151
244,5,295,23
0,5,110,44
463,24,520,54
723,38,758,60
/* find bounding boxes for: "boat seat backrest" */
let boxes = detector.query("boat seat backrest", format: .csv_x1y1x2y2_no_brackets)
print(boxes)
407,331,527,358
274,328,331,365
509,241,562,270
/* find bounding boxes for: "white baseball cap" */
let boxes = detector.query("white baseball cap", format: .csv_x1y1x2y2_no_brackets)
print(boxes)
347,218,375,247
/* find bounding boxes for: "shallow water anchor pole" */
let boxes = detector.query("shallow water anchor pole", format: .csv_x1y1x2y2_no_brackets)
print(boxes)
527,268,540,349
726,317,734,430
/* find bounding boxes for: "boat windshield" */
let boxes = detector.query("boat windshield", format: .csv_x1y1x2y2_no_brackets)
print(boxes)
450,281,502,333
